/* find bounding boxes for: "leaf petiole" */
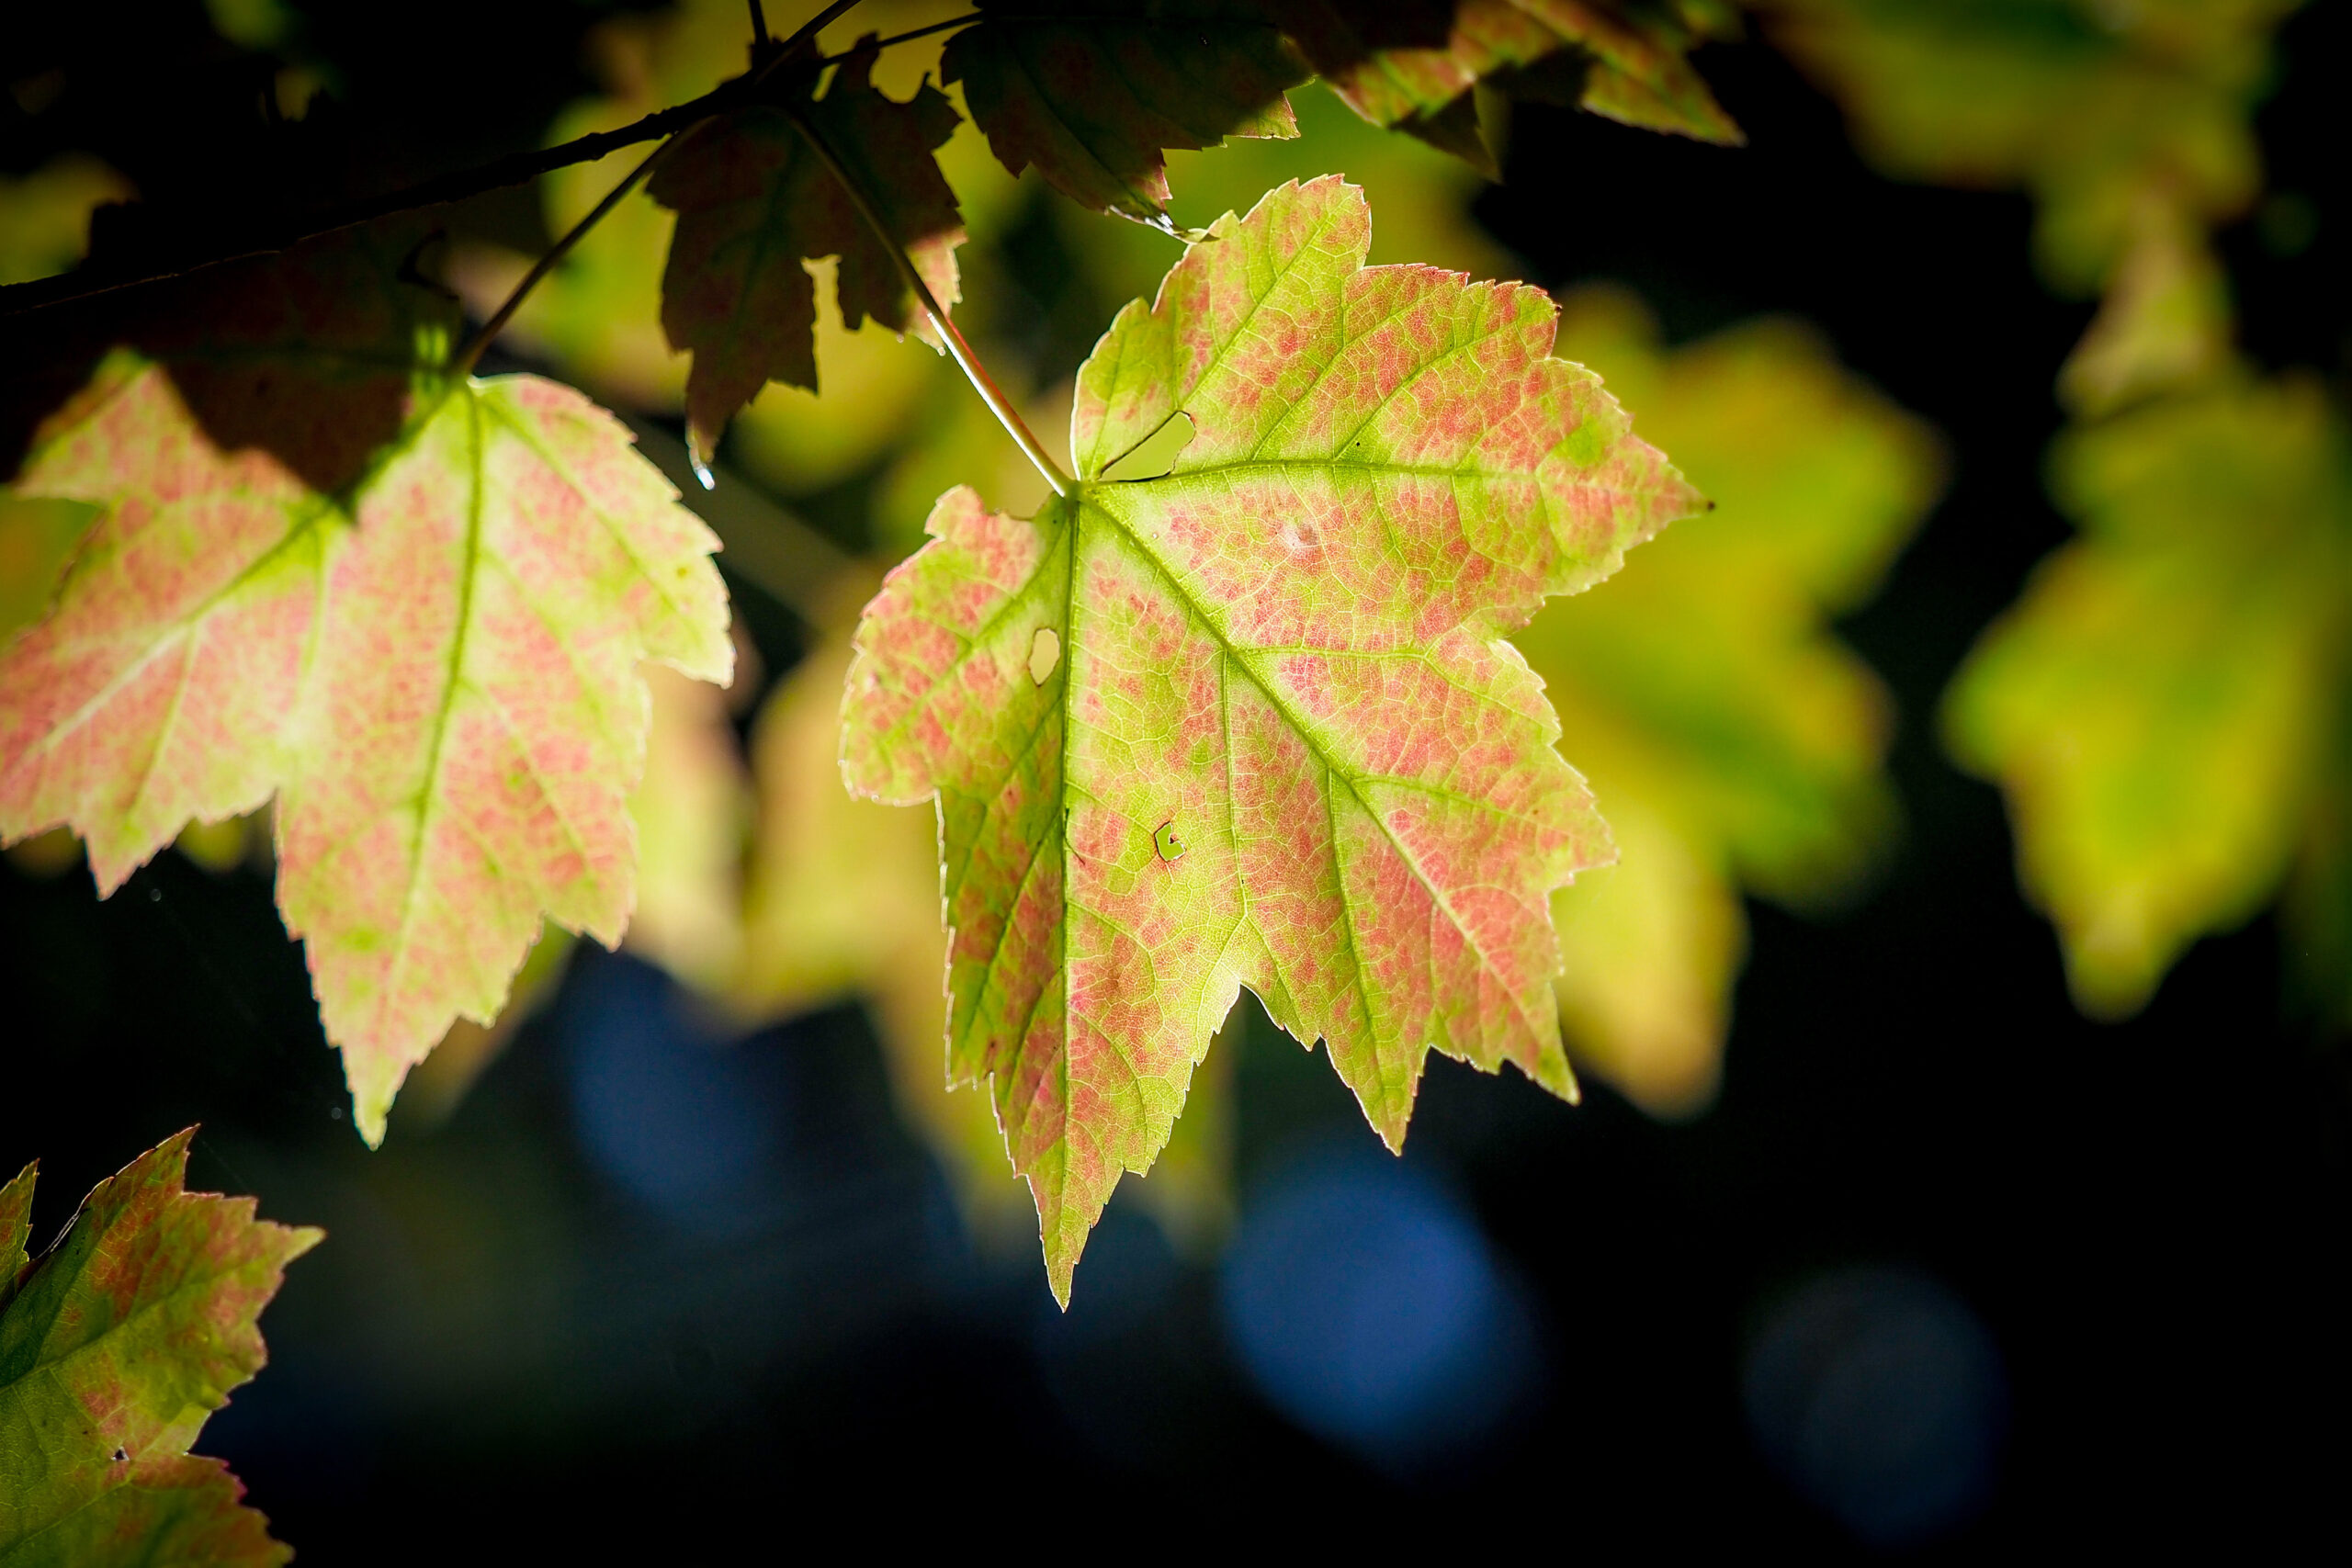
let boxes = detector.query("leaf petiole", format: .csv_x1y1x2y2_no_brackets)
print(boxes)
821,13,981,62
453,138,683,378
455,0,870,384
783,102,1072,497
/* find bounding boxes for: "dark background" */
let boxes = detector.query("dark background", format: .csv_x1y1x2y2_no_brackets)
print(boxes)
5,4,2348,1556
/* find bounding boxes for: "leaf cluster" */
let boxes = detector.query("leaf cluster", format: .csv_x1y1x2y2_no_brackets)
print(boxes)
1766,0,2347,1023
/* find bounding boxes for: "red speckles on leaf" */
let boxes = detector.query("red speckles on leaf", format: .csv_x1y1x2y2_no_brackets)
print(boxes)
841,179,1703,1301
0,1131,315,1564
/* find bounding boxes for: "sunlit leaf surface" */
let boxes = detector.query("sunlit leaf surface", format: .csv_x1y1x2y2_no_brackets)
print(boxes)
0,237,733,1140
730,579,1237,1253
1517,290,1938,1113
943,0,1309,226
841,179,1701,1296
1947,375,2351,1019
649,37,964,462
0,1131,317,1566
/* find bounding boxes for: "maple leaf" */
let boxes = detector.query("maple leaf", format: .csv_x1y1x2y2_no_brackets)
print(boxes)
941,0,1311,226
1277,0,1740,175
0,233,734,1142
649,37,966,464
840,177,1702,1298
1515,289,1938,1114
0,1130,318,1566
1946,374,2352,1021
725,575,1238,1252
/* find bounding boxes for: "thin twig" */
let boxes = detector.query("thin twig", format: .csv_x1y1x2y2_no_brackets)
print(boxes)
823,13,979,61
0,0,871,321
748,0,770,40
453,138,681,376
782,0,867,51
435,3,875,378
780,104,1071,496
0,90,737,319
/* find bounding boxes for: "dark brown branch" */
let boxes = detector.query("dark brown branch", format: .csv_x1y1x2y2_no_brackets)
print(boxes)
0,0,879,320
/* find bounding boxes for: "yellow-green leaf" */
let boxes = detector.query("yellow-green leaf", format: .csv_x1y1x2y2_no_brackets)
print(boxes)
0,1131,318,1567
0,237,733,1141
1946,374,2351,1018
1516,288,1939,1114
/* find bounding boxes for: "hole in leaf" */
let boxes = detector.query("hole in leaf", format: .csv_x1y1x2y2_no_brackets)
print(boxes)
1102,412,1195,481
1028,626,1061,685
1154,821,1186,863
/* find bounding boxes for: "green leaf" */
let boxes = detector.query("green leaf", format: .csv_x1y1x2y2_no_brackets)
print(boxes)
840,178,1702,1299
0,234,733,1142
941,0,1311,227
0,496,97,645
0,156,134,288
1757,0,2297,291
648,37,966,463
1277,0,1741,175
1946,375,2352,1018
0,1130,318,1567
1516,289,1939,1113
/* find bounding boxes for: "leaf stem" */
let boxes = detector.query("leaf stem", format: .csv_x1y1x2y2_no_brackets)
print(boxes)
452,138,679,377
783,0,867,52
781,104,1071,497
821,14,979,61
447,2,868,377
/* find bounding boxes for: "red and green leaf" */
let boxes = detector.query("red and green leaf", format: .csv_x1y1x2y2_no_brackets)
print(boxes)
841,177,1702,1299
0,1131,318,1566
0,235,733,1141
941,0,1311,227
649,38,965,463
1278,0,1741,175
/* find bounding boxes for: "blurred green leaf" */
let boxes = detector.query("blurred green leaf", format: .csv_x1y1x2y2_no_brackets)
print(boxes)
1757,0,2299,291
0,1131,317,1566
1947,374,2351,1020
0,157,134,287
1516,288,1939,1113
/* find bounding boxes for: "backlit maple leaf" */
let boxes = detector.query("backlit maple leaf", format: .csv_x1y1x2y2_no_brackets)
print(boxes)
0,232,732,1140
840,177,1702,1298
0,1131,318,1565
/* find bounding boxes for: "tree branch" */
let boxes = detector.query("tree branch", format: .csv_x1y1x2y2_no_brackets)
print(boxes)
0,90,734,320
0,0,874,321
453,137,682,377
